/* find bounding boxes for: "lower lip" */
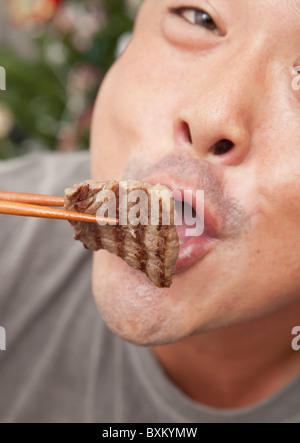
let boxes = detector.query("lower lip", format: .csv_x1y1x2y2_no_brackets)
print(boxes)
175,231,216,273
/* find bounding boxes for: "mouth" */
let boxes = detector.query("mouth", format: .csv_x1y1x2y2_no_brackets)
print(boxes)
144,176,220,274
173,197,218,273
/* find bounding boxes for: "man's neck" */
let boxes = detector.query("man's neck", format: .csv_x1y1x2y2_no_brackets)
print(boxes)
152,300,300,408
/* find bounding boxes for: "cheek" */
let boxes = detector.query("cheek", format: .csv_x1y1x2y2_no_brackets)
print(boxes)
90,68,132,181
254,147,300,243
226,165,300,311
90,40,183,182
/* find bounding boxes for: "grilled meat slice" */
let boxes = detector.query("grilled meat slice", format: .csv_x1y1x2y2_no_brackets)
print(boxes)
64,180,179,288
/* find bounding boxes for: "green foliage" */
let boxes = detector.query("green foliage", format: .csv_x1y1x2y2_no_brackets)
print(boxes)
0,49,66,154
0,0,135,159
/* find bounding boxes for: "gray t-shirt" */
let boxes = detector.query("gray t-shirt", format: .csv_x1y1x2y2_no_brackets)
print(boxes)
0,151,300,423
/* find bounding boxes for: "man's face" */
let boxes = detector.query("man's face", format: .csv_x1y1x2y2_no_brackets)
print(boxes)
90,0,300,345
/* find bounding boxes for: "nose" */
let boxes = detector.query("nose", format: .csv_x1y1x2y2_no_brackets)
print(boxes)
175,47,266,166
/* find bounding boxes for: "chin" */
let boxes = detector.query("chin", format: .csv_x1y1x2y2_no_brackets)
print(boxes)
91,249,240,345
91,250,198,346
92,248,282,346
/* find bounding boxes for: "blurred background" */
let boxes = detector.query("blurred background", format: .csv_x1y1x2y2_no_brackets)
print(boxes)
0,0,142,159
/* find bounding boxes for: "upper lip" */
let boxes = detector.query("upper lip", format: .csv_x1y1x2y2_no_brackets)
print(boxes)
143,174,221,240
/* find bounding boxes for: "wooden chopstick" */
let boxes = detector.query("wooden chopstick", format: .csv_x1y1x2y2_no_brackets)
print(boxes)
0,191,65,207
0,199,119,226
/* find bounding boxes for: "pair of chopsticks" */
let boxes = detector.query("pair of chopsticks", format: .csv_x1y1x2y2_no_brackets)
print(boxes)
0,191,119,225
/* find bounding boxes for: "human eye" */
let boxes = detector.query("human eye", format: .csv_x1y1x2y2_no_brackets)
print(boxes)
170,6,219,33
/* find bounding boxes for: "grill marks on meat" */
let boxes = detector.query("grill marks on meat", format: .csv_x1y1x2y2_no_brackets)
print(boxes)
114,185,127,260
64,180,179,288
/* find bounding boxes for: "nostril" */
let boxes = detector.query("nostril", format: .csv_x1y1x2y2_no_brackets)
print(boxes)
174,121,193,146
212,139,234,156
182,121,193,144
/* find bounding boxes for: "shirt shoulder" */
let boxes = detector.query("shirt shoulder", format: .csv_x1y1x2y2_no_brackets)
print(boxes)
0,151,90,195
